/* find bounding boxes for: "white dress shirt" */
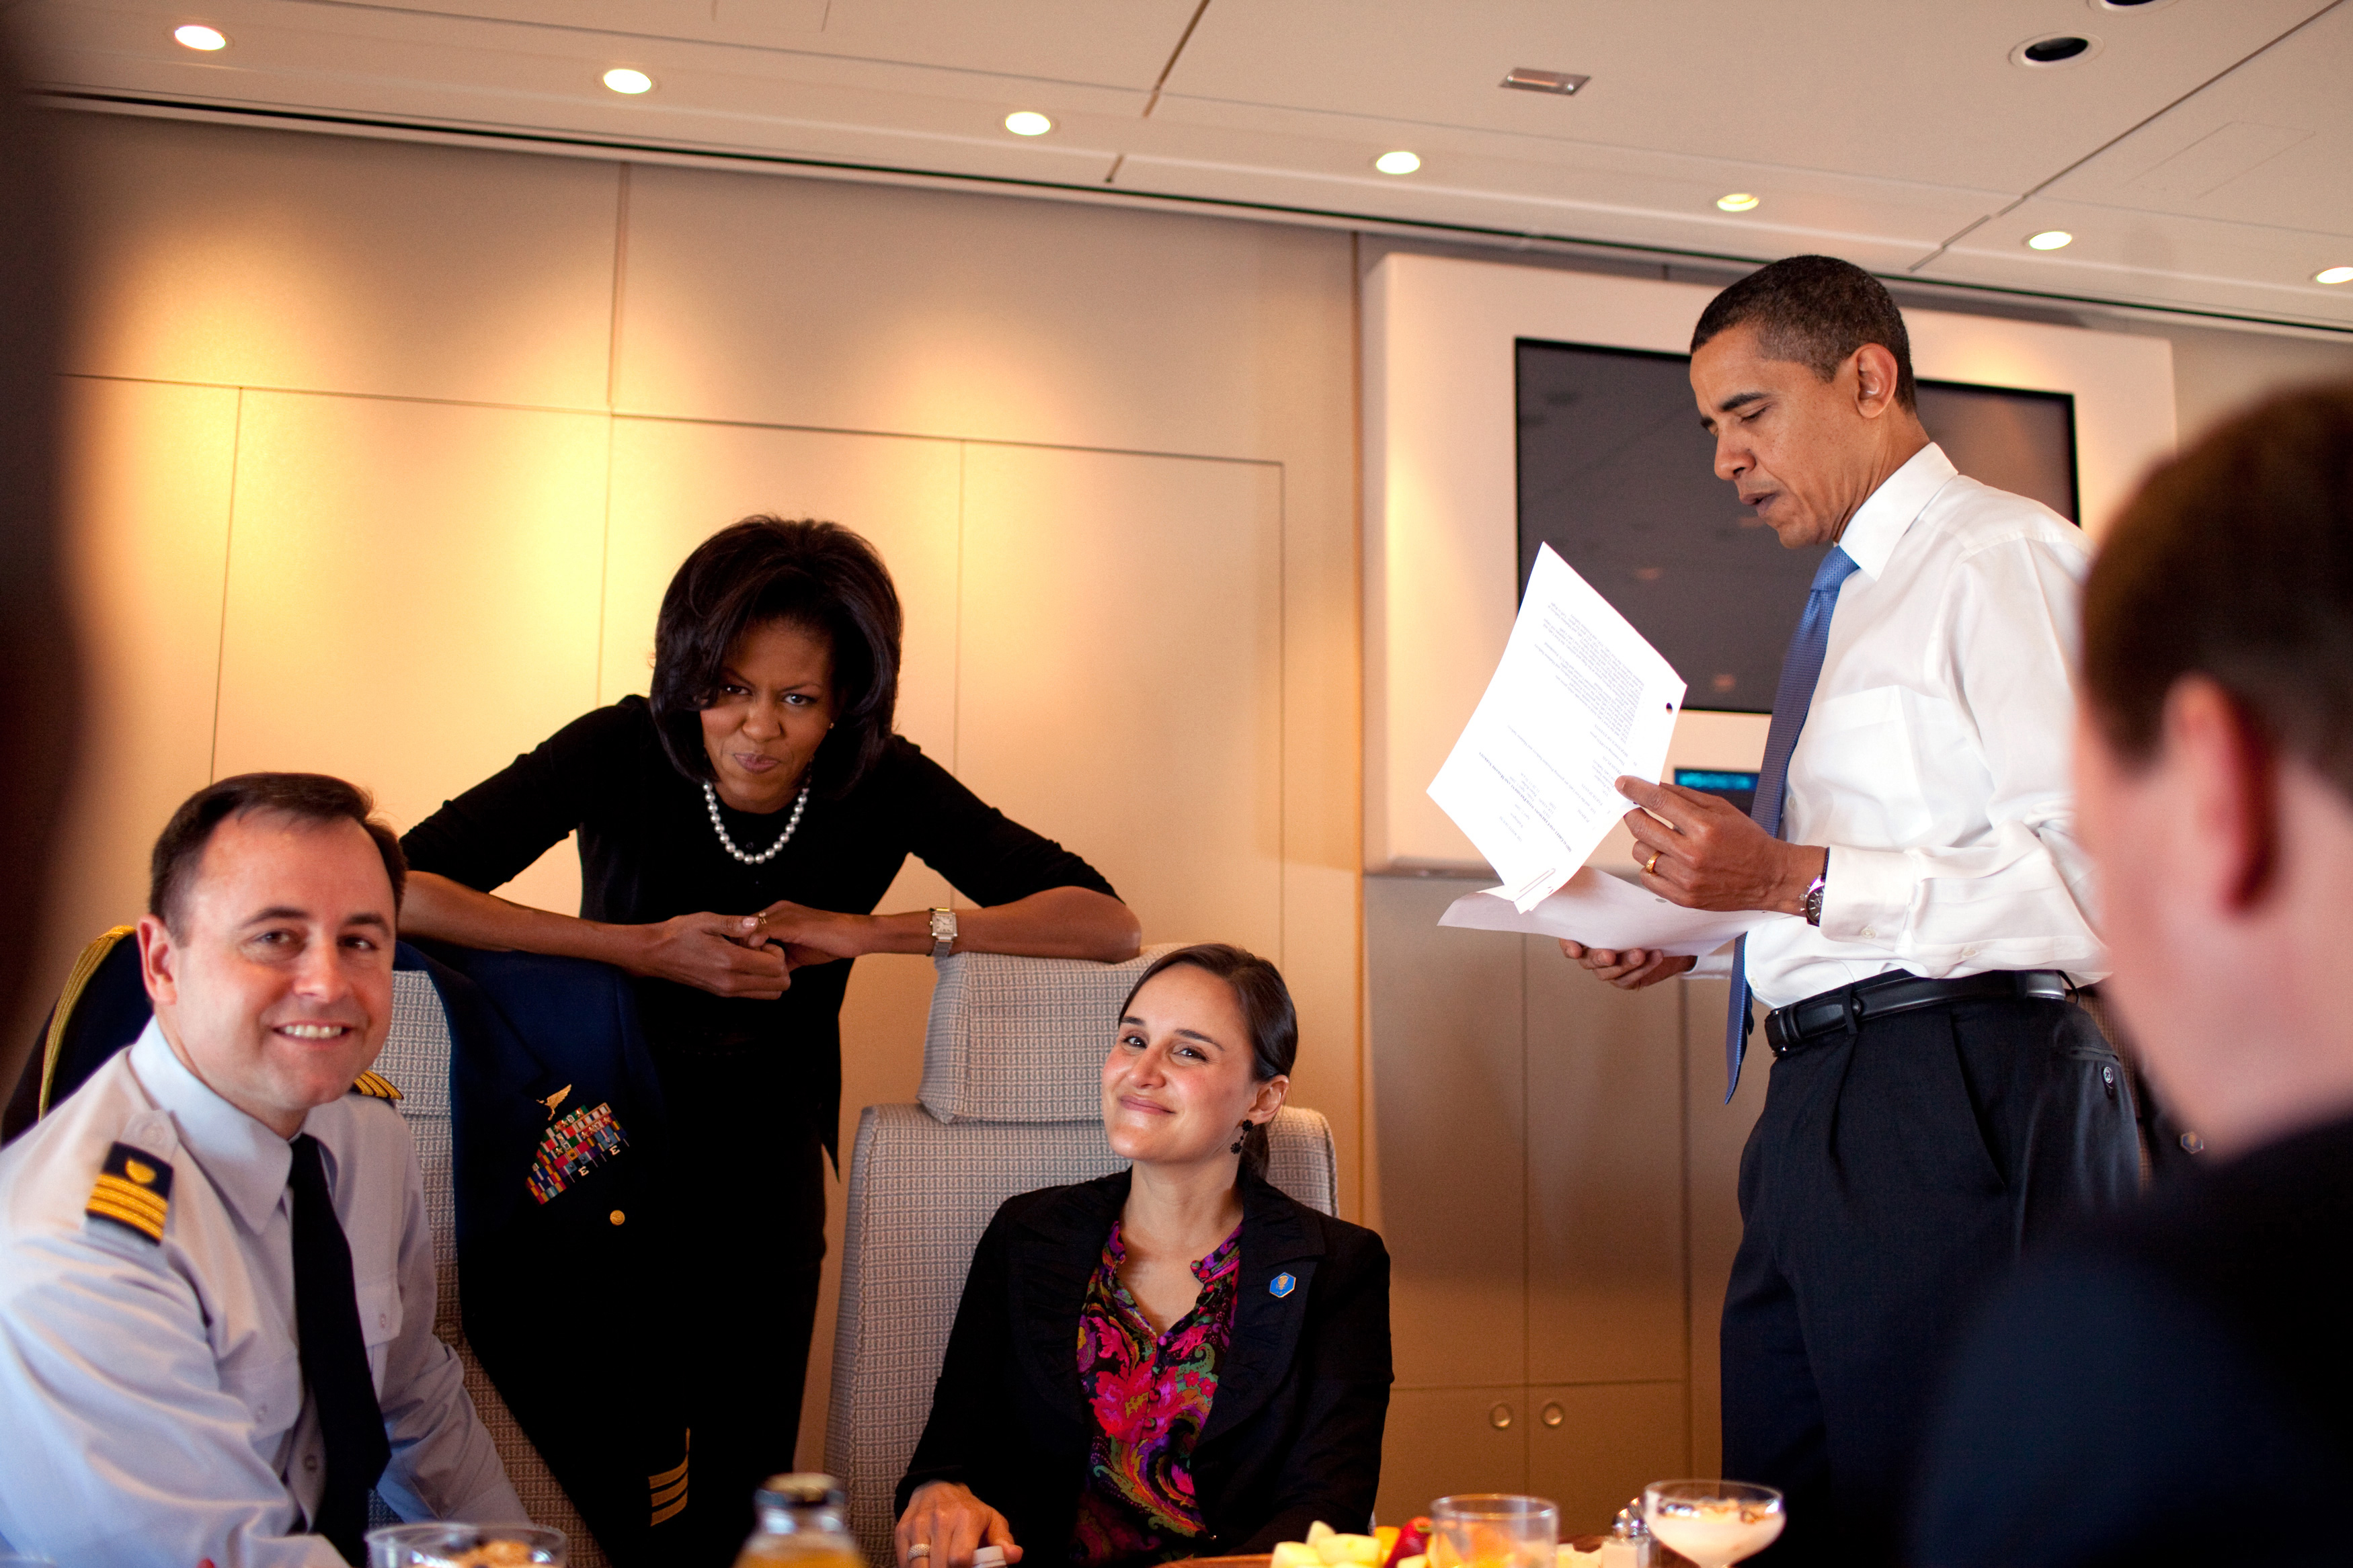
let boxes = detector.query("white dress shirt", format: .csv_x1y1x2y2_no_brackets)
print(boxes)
1729,442,2107,1009
0,1020,523,1565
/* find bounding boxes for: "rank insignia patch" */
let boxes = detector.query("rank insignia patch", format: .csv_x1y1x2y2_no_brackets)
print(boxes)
87,1142,173,1243
526,1102,629,1204
350,1070,403,1102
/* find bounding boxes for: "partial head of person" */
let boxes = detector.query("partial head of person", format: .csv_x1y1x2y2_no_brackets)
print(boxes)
1104,944,1295,1180
648,515,904,814
2077,382,2353,1158
1689,253,1930,550
138,772,406,1139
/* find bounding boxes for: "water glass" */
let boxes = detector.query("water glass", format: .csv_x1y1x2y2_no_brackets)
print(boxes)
1429,1493,1560,1568
366,1523,567,1566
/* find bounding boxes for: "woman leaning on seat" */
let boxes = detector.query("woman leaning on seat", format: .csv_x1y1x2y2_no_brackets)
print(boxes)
895,945,1392,1568
397,516,1140,1555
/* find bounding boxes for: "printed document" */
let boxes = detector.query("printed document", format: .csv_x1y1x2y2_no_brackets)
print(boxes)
1427,544,1687,910
1439,871,1780,958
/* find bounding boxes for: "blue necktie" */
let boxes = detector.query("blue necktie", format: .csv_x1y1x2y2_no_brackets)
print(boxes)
1724,546,1860,1102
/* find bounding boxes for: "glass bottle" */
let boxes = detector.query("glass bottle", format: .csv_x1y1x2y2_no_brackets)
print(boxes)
735,1473,863,1568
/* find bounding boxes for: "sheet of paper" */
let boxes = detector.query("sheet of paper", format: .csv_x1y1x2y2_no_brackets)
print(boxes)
1427,544,1689,910
1438,871,1782,958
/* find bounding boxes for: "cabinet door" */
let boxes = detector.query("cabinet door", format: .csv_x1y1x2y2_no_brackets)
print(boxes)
1523,942,1687,1387
1376,1387,1527,1528
1525,1382,1689,1539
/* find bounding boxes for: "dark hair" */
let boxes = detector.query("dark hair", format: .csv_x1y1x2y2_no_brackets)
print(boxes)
1119,943,1299,1181
2083,383,2353,798
647,517,904,797
1690,254,1917,411
149,773,407,934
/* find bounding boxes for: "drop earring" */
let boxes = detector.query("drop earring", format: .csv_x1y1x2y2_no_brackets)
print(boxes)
1231,1120,1252,1155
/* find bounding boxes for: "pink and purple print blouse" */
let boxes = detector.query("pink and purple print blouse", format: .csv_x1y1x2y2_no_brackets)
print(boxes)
1068,1219,1245,1568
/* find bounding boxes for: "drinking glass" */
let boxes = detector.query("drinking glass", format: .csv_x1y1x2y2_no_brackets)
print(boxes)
1428,1493,1559,1568
1640,1481,1784,1568
365,1523,567,1566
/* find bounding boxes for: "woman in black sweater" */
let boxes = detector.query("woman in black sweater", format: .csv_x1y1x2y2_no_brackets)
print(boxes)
896,945,1392,1568
399,517,1140,1555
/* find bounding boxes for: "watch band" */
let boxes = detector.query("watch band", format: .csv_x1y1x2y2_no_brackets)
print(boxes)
928,907,957,958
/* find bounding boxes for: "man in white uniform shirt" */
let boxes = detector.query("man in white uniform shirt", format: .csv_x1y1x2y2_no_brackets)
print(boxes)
0,773,522,1565
1562,257,2138,1564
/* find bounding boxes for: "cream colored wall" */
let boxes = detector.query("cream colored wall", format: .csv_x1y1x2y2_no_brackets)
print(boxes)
34,111,1361,1474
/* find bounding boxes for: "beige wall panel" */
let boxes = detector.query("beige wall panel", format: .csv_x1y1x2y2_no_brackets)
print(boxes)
1283,861,1363,1216
619,165,1339,458
956,444,1283,957
1524,945,1687,1386
17,378,239,1046
600,419,963,761
63,116,617,408
1378,1387,1527,1526
1682,979,1768,1478
1525,1382,1689,1538
1365,874,1525,1389
209,395,607,901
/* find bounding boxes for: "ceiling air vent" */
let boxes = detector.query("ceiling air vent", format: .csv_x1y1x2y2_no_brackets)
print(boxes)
1501,67,1589,95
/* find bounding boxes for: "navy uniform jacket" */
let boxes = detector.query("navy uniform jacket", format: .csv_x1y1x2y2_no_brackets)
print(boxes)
898,1167,1393,1556
7,932,703,1565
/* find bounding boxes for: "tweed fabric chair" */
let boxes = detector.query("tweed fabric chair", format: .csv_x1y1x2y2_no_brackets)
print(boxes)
825,946,1338,1565
362,968,608,1567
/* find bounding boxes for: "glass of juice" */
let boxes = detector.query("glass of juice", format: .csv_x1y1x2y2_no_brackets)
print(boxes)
1640,1481,1784,1568
365,1524,567,1565
1428,1494,1559,1568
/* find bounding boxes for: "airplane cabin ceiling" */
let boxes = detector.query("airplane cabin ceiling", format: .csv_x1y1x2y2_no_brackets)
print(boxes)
26,0,2353,329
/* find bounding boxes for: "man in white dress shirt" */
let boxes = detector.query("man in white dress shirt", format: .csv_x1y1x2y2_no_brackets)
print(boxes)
0,773,522,1565
1562,257,2139,1564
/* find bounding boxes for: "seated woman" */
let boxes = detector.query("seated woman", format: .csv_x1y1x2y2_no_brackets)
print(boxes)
895,944,1392,1568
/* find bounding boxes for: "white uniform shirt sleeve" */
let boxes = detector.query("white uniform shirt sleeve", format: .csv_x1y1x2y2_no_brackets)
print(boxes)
370,1137,526,1524
0,1225,346,1568
1813,529,2104,976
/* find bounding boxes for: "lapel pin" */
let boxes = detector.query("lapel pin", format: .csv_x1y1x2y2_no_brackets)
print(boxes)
1270,1271,1297,1298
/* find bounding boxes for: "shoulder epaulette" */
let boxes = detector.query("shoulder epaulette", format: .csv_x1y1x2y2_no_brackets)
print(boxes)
40,925,137,1120
350,1070,403,1102
86,1141,172,1243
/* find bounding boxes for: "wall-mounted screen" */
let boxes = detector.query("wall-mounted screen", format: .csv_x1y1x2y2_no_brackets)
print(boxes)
1515,338,2078,714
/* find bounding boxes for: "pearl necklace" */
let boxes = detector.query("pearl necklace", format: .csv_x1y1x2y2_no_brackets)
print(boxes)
703,780,809,865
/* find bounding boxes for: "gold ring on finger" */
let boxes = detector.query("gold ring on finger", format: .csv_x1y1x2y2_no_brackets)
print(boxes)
1644,850,1662,875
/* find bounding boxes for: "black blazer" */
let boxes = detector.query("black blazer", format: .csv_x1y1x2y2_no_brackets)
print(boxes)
898,1167,1392,1559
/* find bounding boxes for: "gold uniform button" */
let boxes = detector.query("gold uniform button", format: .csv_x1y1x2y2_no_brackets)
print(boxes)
609,1209,627,1226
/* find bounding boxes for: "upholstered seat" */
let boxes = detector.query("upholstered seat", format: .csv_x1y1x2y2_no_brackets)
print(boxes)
824,946,1337,1563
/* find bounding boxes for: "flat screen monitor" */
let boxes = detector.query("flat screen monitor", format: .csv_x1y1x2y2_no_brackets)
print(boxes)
1515,338,2078,714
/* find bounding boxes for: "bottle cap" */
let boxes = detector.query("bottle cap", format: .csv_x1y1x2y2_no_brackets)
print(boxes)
757,1473,846,1509
973,1550,1008,1568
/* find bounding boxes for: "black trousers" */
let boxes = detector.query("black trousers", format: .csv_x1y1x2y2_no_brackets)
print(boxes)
657,1047,830,1566
1721,986,2139,1567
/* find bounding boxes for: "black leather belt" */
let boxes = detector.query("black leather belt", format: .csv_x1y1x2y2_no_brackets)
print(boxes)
1763,969,2072,1058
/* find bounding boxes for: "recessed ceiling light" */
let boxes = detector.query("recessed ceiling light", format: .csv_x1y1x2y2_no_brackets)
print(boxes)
173,24,228,50
1003,110,1053,136
1375,150,1421,175
2011,33,2101,67
1501,67,1589,95
2027,230,2074,251
1716,192,1760,212
602,67,653,94
2316,265,2353,286
2091,0,2176,11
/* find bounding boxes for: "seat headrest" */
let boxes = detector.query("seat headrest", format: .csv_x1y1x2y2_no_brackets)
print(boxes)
919,944,1186,1124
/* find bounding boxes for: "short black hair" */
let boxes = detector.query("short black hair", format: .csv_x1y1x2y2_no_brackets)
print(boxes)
1691,254,1917,411
1119,943,1299,1182
149,773,406,934
2083,382,2353,798
647,517,903,798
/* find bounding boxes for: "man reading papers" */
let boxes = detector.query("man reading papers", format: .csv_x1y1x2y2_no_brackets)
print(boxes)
1559,256,2135,1565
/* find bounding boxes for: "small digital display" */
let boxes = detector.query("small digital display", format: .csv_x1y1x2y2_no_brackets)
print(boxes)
1675,768,1759,815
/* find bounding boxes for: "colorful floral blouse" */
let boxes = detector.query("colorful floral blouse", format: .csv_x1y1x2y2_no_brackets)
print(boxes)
1068,1219,1245,1568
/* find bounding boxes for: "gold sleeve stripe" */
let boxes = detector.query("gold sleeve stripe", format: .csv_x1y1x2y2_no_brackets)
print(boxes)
651,1474,688,1508
351,1071,403,1102
649,1492,688,1526
86,1195,166,1241
647,1453,689,1487
40,926,136,1120
90,1175,167,1221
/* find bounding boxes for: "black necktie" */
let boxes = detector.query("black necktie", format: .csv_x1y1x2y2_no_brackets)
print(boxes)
289,1132,391,1564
